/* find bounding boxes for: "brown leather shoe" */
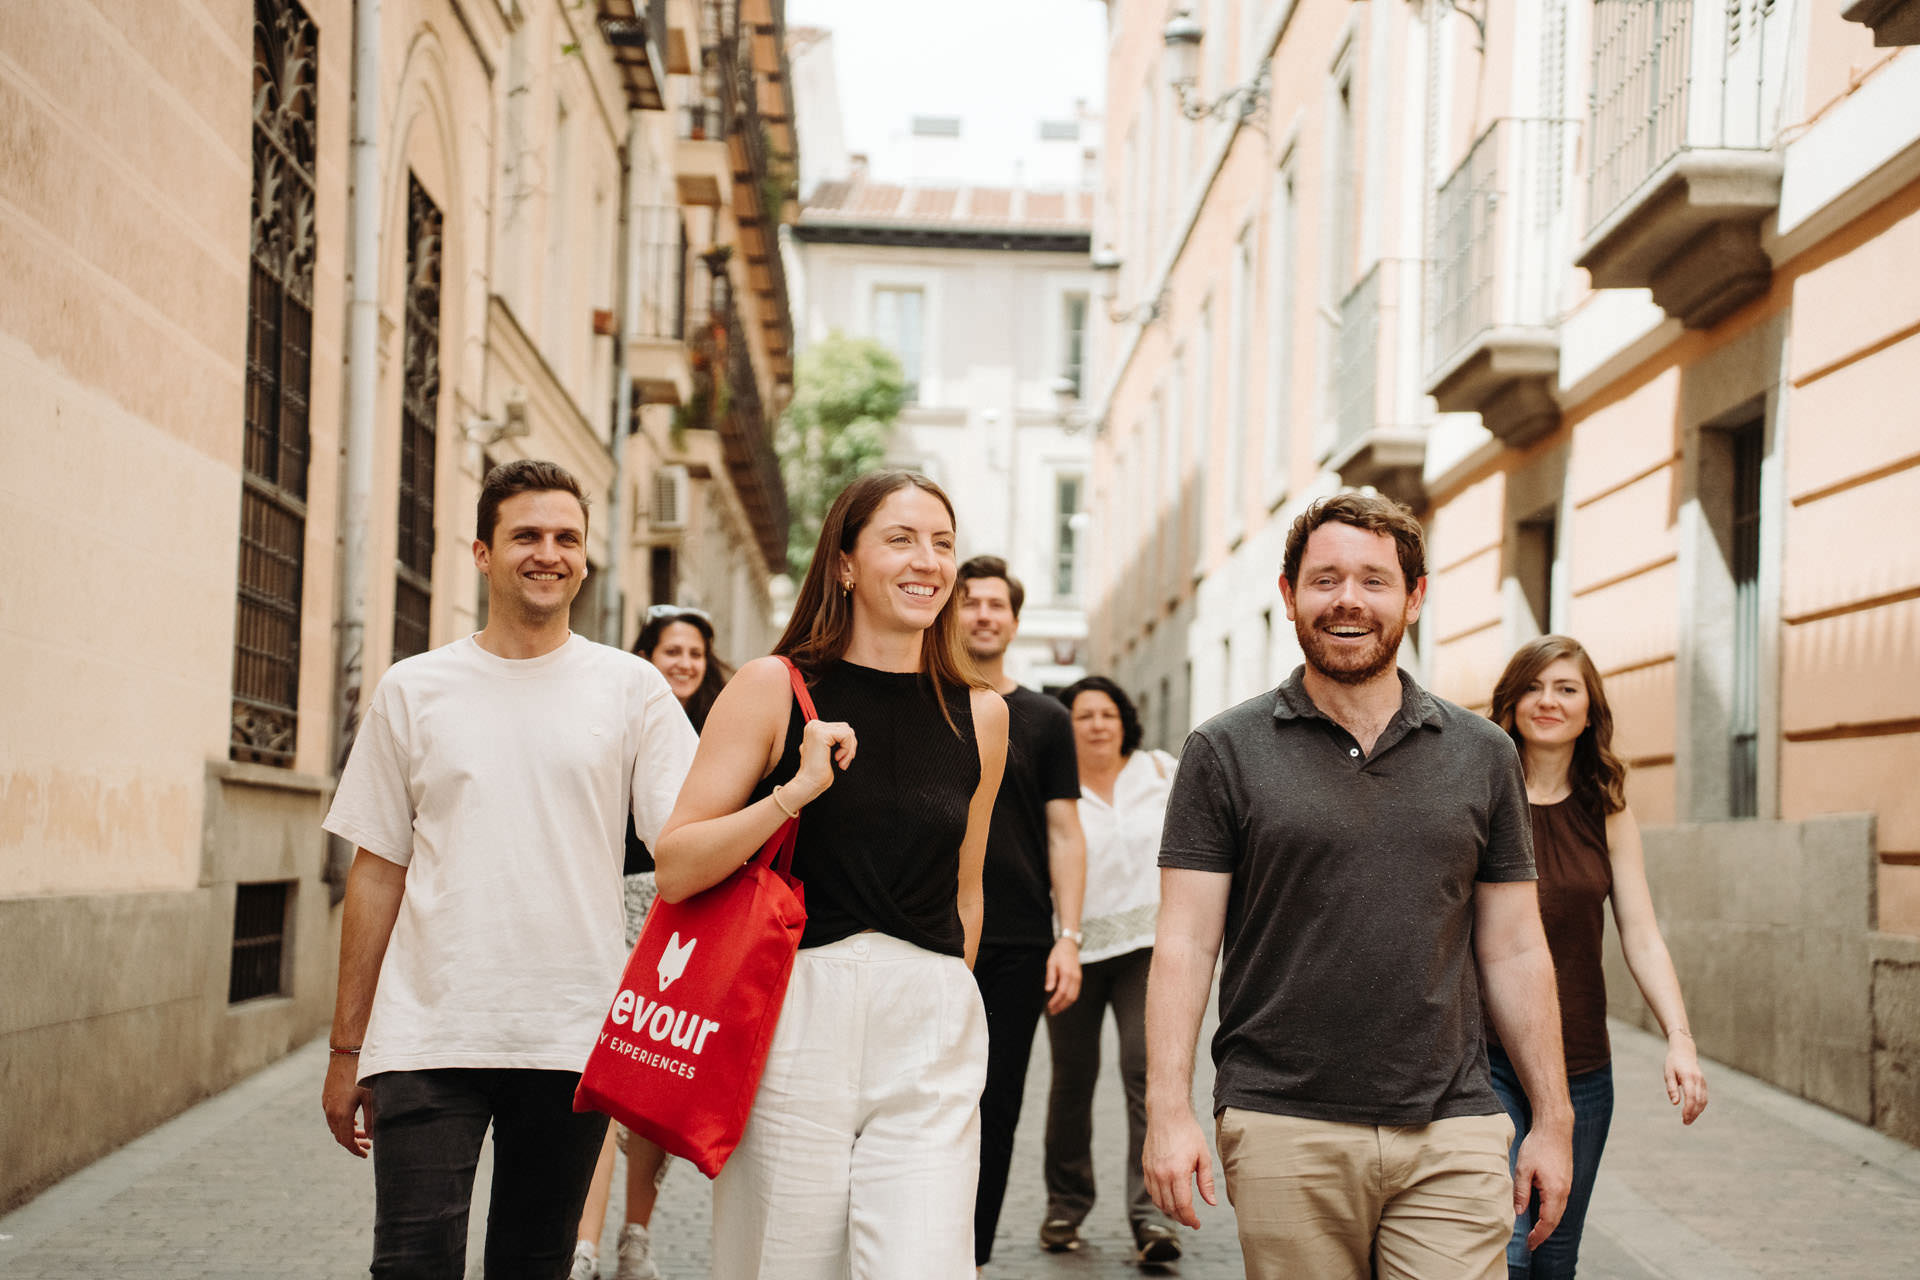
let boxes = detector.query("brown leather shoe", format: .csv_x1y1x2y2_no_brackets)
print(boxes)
1133,1221,1182,1265
1038,1217,1083,1252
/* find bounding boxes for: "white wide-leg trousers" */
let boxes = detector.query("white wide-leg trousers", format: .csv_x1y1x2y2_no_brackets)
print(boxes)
711,931,988,1279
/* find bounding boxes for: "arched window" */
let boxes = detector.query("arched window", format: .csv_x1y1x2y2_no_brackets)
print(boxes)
393,177,443,662
231,0,318,767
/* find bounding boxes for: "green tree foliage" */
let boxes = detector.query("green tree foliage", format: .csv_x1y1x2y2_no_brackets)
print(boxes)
778,333,905,573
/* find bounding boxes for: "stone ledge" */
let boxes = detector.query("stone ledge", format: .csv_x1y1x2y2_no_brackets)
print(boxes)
1576,150,1784,330
673,136,729,207
1425,326,1561,448
1844,0,1920,46
629,334,691,406
209,759,333,796
1328,426,1428,511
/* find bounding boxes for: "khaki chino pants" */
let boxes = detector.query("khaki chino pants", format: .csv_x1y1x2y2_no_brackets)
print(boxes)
1217,1108,1515,1280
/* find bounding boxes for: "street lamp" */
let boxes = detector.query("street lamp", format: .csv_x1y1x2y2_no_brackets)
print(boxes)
1163,9,1270,130
1164,10,1203,95
1090,242,1166,326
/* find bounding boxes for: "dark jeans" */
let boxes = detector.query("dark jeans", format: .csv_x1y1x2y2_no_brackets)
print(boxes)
1043,946,1166,1233
972,943,1052,1264
367,1068,609,1280
1488,1045,1615,1280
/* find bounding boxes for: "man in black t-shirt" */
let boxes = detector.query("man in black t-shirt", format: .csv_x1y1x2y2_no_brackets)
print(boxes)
957,556,1086,1269
1143,495,1575,1280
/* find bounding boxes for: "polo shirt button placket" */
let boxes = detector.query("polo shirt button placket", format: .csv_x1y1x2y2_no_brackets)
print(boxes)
1348,747,1360,760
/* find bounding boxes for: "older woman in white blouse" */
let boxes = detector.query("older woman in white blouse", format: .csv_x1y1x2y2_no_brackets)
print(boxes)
1038,676,1183,1265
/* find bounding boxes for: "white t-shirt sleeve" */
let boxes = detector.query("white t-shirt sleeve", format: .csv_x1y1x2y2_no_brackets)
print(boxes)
631,679,698,848
322,700,416,865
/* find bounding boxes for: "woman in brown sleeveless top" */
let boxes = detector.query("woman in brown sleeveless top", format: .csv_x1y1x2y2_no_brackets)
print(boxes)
1488,636,1709,1279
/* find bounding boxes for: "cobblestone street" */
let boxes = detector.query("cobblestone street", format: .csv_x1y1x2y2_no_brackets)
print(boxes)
4,1014,1917,1278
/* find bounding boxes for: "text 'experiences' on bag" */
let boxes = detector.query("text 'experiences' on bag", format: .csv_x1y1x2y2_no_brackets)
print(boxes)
574,657,815,1178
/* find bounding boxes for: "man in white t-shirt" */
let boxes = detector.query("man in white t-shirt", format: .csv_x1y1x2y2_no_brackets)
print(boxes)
320,459,698,1278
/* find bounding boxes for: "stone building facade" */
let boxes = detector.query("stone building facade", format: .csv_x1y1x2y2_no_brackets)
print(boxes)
0,0,794,1209
1088,0,1920,1143
791,174,1099,690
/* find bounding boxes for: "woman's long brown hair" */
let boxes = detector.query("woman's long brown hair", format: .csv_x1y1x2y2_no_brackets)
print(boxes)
773,470,983,734
1489,635,1629,815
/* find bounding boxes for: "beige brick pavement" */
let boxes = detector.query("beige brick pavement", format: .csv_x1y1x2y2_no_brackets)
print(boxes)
4,1012,1916,1278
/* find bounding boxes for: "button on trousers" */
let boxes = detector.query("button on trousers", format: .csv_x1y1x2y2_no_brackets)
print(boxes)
711,932,989,1279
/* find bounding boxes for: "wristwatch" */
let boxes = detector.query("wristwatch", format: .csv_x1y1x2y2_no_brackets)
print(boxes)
1059,928,1083,946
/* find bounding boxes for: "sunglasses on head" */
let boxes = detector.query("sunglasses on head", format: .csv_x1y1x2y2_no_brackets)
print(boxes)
644,604,712,625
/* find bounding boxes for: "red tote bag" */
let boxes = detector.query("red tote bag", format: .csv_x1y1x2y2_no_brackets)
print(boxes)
574,657,815,1178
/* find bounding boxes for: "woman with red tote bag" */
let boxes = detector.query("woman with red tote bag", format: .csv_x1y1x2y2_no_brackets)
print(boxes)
653,471,1009,1279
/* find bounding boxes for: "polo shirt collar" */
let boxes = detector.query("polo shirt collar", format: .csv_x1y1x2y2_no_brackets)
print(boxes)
1271,666,1445,732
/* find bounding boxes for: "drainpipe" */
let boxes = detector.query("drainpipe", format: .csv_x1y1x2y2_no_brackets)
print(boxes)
602,109,638,647
328,0,381,896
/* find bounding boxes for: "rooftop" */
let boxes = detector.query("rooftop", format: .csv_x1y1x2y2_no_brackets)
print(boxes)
801,175,1095,236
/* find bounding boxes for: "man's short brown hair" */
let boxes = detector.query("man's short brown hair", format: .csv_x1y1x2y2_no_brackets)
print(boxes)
1282,492,1427,589
475,459,589,545
958,555,1025,618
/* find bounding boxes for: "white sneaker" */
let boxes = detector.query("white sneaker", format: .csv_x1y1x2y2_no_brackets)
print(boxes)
568,1241,599,1280
615,1222,661,1280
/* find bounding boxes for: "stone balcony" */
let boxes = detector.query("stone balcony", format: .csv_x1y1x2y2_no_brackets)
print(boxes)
1575,0,1789,330
1427,329,1562,448
629,205,691,406
1576,150,1783,330
1424,117,1577,447
661,0,699,73
1330,258,1429,510
1842,0,1920,46
673,102,731,207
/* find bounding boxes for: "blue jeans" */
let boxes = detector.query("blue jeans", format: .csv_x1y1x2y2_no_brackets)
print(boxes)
1487,1046,1614,1279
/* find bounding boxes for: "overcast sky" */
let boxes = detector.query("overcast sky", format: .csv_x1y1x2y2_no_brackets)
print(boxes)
785,0,1108,186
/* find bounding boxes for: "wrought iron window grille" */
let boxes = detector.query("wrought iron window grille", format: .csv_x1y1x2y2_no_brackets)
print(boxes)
231,0,319,769
393,176,443,664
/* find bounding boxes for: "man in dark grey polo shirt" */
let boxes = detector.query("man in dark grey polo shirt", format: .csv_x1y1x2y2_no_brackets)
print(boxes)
1142,493,1574,1280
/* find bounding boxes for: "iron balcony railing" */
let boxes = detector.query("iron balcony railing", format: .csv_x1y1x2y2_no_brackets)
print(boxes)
721,303,790,569
633,204,687,341
713,1,794,379
1332,258,1426,458
675,63,727,141
1586,0,1791,232
683,245,730,335
1427,117,1578,380
676,0,729,140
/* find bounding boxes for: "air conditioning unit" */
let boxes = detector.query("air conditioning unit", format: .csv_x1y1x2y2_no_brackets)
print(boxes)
650,464,690,532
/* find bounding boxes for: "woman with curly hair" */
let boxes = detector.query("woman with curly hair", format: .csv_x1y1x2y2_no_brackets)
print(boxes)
1487,636,1709,1279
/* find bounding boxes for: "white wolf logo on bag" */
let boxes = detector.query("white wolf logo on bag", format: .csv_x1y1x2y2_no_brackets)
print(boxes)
657,932,696,991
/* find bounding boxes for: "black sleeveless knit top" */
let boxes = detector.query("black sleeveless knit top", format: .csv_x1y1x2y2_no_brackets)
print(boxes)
750,660,980,956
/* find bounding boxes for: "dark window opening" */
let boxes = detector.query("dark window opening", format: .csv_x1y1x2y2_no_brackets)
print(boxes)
393,175,444,662
1054,474,1083,599
229,881,291,1003
1062,293,1088,397
570,558,602,636
649,545,677,608
1516,510,1558,636
231,0,319,768
1728,420,1763,819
